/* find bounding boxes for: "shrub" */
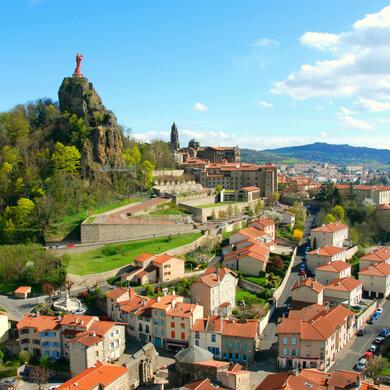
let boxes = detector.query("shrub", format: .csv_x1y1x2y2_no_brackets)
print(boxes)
101,245,118,256
0,367,17,378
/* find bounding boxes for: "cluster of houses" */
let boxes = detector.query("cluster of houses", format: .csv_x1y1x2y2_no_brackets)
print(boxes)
17,313,126,376
277,221,390,372
222,218,276,276
106,266,261,364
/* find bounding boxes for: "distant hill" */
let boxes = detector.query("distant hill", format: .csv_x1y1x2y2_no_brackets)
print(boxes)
240,143,390,166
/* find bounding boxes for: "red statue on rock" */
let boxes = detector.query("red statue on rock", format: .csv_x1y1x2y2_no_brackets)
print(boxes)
73,52,84,77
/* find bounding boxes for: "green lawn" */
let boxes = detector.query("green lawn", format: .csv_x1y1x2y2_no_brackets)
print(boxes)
236,288,266,305
47,197,143,241
150,206,188,216
67,232,202,275
244,276,267,286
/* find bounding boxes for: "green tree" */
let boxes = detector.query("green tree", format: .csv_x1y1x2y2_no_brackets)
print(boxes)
138,160,155,189
215,184,223,194
331,205,345,221
51,142,81,174
124,145,141,167
324,213,336,224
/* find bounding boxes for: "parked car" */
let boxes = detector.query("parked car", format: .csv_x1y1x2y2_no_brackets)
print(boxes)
363,351,373,359
298,269,306,276
357,329,366,336
287,303,292,310
375,336,385,344
379,328,389,337
369,344,378,353
376,307,384,314
356,358,367,371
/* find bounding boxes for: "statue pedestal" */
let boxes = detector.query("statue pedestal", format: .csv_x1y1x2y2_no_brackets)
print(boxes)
73,72,83,78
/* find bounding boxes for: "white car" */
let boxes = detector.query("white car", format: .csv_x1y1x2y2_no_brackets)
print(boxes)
376,308,384,314
375,336,385,344
369,344,378,353
356,358,367,371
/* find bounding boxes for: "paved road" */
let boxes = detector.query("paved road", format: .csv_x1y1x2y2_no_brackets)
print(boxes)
330,300,390,372
252,210,317,378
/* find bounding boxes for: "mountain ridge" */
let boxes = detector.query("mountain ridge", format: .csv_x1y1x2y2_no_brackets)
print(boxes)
240,142,390,166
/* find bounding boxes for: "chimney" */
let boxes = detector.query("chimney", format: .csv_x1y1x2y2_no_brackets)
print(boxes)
172,290,175,296
129,288,135,299
92,331,96,337
157,296,161,302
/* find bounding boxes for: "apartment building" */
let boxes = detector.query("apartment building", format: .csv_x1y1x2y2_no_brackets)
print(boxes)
323,277,363,306
306,246,347,273
122,253,185,285
249,218,275,241
69,320,126,375
276,304,355,370
315,261,351,285
310,222,348,249
191,267,237,316
291,278,324,308
223,242,269,276
57,362,130,390
360,246,390,271
359,262,390,298
17,313,126,376
150,295,185,349
220,319,260,363
190,316,223,358
196,162,278,197
190,317,260,363
229,227,274,249
17,314,62,360
165,302,203,350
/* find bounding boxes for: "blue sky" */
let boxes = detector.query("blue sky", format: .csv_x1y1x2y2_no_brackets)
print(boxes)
1,0,390,150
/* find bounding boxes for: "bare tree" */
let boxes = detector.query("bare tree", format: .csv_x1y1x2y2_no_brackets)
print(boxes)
42,282,54,303
30,365,53,390
364,356,388,385
64,279,74,295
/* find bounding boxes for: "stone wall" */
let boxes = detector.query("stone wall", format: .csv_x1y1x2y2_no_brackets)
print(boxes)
274,247,297,308
81,222,194,244
154,169,184,177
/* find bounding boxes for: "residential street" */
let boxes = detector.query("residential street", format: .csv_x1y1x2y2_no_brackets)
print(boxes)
250,209,316,378
330,300,390,372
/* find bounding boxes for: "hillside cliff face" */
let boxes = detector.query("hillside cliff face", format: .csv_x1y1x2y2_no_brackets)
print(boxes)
58,77,123,171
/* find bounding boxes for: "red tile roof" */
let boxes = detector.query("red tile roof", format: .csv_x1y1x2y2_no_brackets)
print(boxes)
359,262,390,277
152,253,175,265
167,302,199,318
308,246,346,257
17,314,60,332
221,319,258,339
316,261,351,273
361,246,390,263
57,362,128,389
184,378,225,390
196,267,236,287
14,286,31,294
311,222,348,233
191,316,223,333
252,218,275,227
134,253,154,262
325,277,362,292
61,314,96,329
105,287,130,300
277,305,354,341
234,227,268,240
291,277,324,293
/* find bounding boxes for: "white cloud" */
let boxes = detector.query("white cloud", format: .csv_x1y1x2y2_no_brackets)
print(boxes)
272,5,390,101
337,107,375,131
300,32,340,51
253,38,280,47
358,98,390,112
255,100,273,109
320,131,328,138
193,102,208,112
